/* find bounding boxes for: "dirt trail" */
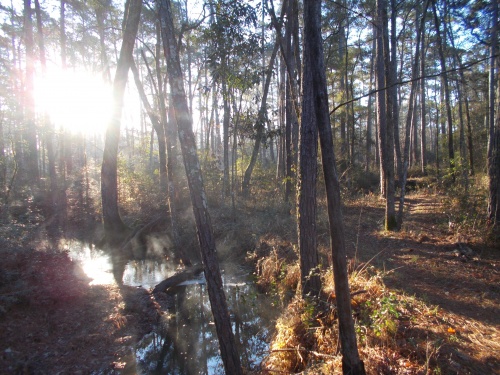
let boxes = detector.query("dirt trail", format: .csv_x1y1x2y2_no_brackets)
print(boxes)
343,193,500,374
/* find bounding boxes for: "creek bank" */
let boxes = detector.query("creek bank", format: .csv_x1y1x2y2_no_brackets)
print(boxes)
0,246,162,374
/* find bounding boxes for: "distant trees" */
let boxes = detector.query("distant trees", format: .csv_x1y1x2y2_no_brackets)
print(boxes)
1,0,499,371
2,0,496,235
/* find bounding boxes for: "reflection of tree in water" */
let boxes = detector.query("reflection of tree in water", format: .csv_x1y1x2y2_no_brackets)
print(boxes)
136,282,277,374
230,284,275,370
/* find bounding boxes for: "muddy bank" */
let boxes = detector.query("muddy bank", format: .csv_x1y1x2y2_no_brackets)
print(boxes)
0,247,161,374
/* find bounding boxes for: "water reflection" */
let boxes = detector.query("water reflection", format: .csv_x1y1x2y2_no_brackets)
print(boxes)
66,241,175,289
65,240,277,374
67,243,115,285
137,281,275,375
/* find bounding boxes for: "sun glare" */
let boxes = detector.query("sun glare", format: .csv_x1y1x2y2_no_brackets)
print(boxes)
35,68,113,135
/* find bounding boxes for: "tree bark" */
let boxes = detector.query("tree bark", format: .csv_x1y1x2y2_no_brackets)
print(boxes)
268,0,299,202
420,24,427,174
130,59,168,192
375,0,396,230
304,1,365,373
101,0,142,236
23,0,39,182
390,0,401,180
432,0,455,180
366,35,376,172
222,77,231,197
34,0,58,219
242,39,280,195
397,0,429,228
158,1,242,373
298,2,320,296
95,1,112,83
488,0,499,225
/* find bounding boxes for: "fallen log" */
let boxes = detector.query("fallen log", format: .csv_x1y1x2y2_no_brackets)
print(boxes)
152,265,204,294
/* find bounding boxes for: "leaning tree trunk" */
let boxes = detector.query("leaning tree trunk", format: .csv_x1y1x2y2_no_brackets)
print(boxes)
101,0,142,238
243,1,287,196
130,60,168,192
158,1,242,374
242,39,280,195
304,1,366,373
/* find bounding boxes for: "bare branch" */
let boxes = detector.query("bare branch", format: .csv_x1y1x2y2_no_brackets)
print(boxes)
330,54,496,114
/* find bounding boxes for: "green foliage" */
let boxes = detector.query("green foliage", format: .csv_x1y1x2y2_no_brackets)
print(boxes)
202,0,261,88
117,156,163,216
440,173,488,240
336,165,379,197
362,292,401,340
300,298,316,329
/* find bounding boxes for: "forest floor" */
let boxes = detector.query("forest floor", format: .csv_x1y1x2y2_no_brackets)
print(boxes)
0,246,161,374
338,193,500,374
0,191,498,374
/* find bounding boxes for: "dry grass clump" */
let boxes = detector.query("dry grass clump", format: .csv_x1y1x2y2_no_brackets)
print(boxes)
248,235,300,298
262,296,329,373
259,257,479,374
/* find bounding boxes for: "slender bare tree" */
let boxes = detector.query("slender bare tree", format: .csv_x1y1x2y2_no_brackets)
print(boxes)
303,0,365,373
158,0,242,373
101,0,142,238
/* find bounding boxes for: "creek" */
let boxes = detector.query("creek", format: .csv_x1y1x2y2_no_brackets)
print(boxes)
67,241,278,374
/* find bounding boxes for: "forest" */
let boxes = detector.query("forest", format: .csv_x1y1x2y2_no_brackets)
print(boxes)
0,0,499,374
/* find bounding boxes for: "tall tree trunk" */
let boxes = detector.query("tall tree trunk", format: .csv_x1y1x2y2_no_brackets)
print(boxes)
222,77,231,197
242,39,280,195
154,22,181,249
285,76,293,202
130,60,168,193
23,0,39,182
304,1,366,373
488,0,499,225
397,0,428,228
464,77,474,176
432,0,455,180
277,56,286,180
96,2,112,83
60,0,66,70
420,25,427,174
58,0,69,229
0,109,5,198
365,37,375,172
268,0,297,202
298,2,320,297
101,0,142,237
390,0,401,180
376,0,396,230
339,21,348,162
34,0,57,211
158,1,242,373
